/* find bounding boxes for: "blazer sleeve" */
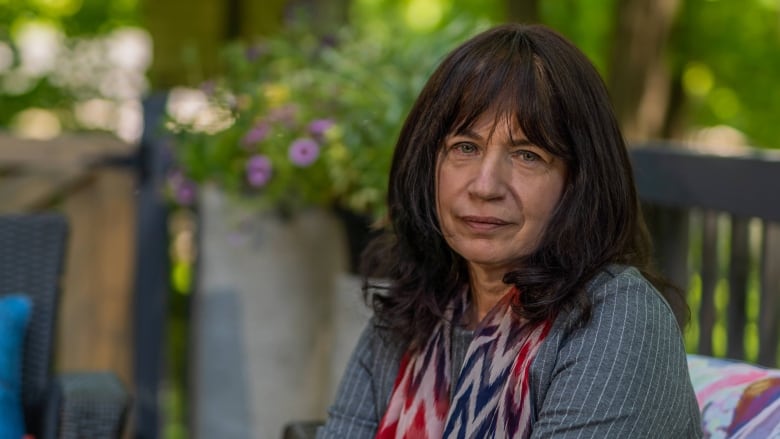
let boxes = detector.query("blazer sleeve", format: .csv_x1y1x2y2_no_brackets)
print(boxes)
530,270,703,438
318,320,400,439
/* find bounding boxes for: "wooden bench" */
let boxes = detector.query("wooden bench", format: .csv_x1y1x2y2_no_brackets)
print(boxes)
631,142,780,367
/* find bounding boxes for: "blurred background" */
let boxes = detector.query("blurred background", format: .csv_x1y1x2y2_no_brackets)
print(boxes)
1,0,779,438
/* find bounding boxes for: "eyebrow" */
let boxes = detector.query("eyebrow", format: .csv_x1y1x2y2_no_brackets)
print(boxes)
456,128,535,147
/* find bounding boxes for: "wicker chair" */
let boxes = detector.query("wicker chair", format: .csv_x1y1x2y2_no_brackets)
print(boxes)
0,213,129,438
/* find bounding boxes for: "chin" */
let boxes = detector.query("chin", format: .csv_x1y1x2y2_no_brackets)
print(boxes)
458,247,530,272
460,253,514,271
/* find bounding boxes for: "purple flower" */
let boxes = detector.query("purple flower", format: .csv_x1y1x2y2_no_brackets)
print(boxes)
176,180,197,205
288,138,320,167
246,154,273,187
167,170,197,206
308,119,335,138
241,122,270,147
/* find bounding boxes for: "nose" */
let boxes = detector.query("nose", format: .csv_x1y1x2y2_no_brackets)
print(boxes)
468,153,507,201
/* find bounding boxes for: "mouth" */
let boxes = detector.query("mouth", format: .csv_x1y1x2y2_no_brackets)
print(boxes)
459,215,513,231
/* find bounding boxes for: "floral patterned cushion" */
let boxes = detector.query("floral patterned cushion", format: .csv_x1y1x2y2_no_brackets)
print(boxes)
688,354,780,438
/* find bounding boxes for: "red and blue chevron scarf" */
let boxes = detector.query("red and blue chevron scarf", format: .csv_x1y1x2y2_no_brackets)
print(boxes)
376,288,552,439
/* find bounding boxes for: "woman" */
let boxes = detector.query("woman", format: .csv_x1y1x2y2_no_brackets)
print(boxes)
318,23,702,438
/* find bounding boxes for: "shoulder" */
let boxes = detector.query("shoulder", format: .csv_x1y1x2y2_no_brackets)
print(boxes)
318,318,406,438
579,264,677,331
533,264,689,386
347,317,405,380
350,318,406,410
587,264,669,307
529,265,701,437
549,264,682,355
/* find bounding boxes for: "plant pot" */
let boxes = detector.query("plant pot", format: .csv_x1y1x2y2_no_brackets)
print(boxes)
190,185,353,438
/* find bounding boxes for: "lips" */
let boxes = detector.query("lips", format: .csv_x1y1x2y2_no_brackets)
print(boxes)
461,215,510,225
459,215,513,232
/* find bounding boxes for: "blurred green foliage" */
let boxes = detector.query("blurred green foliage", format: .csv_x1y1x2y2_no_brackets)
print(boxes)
0,0,138,35
0,0,140,128
672,0,780,149
167,17,486,218
3,0,780,150
541,0,618,73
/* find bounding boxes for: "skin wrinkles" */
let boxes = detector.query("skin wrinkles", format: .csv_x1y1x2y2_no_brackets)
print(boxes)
435,112,567,326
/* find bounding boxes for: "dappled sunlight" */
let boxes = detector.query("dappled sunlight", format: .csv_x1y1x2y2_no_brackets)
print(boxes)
115,99,143,143
27,0,83,16
72,98,143,142
165,86,235,134
685,124,750,155
404,0,447,31
169,208,197,295
2,70,37,95
10,107,61,139
59,27,150,142
14,20,63,76
685,273,702,351
4,22,150,142
708,87,742,120
107,27,152,72
74,99,117,130
683,62,714,97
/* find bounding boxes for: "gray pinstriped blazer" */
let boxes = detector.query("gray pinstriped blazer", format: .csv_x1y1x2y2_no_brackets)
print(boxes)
318,265,703,438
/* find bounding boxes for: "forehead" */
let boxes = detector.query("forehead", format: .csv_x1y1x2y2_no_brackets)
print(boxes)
448,110,528,144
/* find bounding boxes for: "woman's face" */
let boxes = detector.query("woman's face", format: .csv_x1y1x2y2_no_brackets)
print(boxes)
436,112,567,275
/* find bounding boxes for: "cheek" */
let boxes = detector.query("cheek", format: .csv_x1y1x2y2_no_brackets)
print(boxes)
538,182,566,228
435,178,464,240
435,185,454,233
522,176,566,223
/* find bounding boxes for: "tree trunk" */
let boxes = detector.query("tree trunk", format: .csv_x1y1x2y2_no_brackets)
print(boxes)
607,0,681,142
141,0,288,88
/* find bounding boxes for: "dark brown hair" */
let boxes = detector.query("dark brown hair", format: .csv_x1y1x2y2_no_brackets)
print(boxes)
363,23,684,347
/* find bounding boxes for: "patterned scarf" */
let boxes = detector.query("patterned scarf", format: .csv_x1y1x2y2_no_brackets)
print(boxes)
376,288,552,439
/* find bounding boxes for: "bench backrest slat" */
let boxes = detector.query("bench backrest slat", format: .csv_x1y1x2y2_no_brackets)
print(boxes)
698,210,719,357
632,144,780,366
758,222,780,365
726,217,750,360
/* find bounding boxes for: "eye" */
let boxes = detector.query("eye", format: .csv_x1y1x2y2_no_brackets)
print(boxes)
452,142,478,154
514,150,541,162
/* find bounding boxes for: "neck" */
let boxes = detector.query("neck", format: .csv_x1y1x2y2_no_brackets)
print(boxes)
467,264,513,326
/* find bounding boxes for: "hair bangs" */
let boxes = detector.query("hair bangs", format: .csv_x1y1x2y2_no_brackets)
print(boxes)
443,37,571,161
